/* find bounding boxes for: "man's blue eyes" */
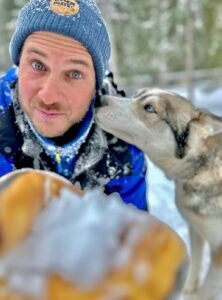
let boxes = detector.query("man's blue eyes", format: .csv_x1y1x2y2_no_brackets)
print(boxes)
70,71,82,79
31,61,82,79
32,61,43,70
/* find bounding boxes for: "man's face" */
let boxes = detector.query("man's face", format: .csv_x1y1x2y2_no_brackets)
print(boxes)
18,31,96,138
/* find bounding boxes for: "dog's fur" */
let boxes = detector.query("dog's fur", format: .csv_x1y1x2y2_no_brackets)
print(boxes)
95,88,222,299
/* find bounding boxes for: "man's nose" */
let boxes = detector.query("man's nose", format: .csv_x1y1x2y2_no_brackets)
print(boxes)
38,74,64,105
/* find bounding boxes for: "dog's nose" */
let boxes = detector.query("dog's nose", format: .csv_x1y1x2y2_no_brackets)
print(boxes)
100,95,110,106
95,95,110,108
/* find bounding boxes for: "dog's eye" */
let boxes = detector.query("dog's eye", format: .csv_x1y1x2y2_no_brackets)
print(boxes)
144,104,156,113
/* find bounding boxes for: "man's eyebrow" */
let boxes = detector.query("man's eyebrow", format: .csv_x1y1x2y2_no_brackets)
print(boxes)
26,48,47,58
66,59,91,69
25,48,91,68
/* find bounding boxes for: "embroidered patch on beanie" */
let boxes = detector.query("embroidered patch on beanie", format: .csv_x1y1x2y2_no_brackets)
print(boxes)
50,0,80,16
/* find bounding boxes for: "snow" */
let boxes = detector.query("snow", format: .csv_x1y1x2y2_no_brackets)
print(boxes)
148,158,189,245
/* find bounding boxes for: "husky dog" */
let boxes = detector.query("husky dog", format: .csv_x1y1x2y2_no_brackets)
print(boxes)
95,89,222,299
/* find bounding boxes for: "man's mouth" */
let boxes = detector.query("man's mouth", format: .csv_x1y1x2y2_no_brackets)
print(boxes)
35,107,65,119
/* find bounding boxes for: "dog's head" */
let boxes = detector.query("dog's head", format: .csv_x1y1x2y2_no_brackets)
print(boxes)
95,88,201,159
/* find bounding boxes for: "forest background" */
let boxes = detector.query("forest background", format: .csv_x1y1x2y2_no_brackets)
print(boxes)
1,0,222,100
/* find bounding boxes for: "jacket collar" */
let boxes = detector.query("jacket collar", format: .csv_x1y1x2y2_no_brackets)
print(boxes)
13,87,108,177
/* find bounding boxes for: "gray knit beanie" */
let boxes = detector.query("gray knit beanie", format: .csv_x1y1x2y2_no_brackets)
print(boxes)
10,0,111,90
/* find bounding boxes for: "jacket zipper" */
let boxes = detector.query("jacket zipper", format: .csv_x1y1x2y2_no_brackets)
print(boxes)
55,148,63,174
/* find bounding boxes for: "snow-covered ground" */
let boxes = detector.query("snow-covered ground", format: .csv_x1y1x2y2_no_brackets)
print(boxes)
147,158,189,244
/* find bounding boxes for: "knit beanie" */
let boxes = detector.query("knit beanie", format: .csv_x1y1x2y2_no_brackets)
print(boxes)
9,0,111,90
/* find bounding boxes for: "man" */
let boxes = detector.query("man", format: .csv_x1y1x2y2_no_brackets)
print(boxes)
0,0,147,210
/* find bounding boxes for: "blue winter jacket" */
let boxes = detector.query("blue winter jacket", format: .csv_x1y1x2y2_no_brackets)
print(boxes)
0,67,148,210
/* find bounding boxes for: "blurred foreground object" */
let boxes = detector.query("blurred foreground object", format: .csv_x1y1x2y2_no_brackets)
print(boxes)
0,169,187,300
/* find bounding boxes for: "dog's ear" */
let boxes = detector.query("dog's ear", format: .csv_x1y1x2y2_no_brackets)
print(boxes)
206,121,222,136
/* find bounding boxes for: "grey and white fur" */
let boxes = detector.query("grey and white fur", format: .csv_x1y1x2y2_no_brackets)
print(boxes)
95,88,222,299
